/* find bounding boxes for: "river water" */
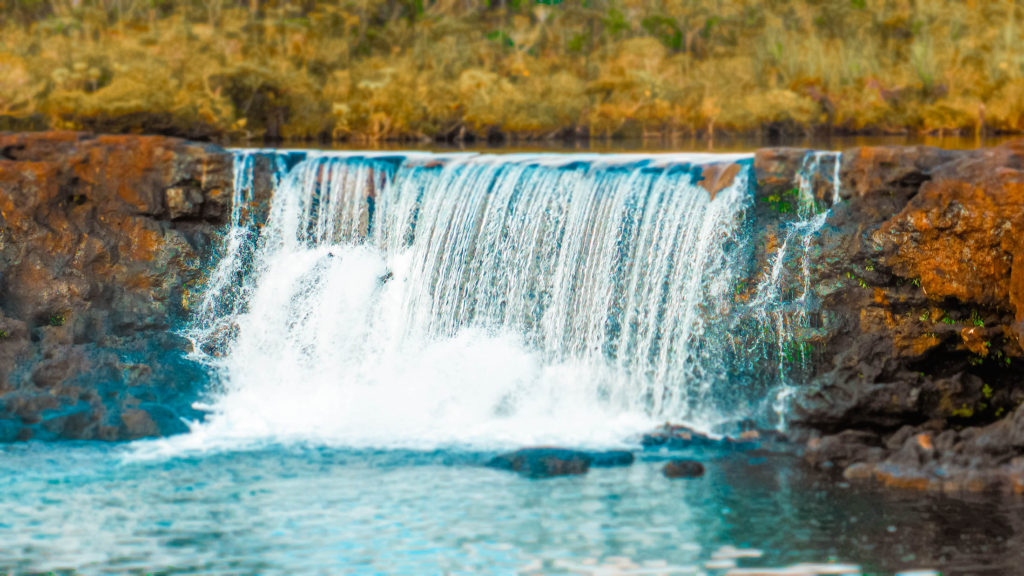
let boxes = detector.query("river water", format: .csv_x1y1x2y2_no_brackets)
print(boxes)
2,442,1020,575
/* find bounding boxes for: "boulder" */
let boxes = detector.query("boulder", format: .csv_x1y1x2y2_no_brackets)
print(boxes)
641,424,764,451
487,448,592,478
588,450,636,468
663,460,705,479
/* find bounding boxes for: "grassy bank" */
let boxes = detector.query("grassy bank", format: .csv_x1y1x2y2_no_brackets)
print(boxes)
1,0,1022,144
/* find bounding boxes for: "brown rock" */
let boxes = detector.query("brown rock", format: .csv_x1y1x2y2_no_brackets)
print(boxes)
753,148,810,198
874,176,1024,309
838,146,955,200
697,161,744,199
663,460,705,479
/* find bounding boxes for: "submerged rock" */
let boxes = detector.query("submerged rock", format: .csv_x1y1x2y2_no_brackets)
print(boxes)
487,448,593,478
642,424,721,449
0,132,230,441
663,459,705,479
588,450,636,467
641,424,769,452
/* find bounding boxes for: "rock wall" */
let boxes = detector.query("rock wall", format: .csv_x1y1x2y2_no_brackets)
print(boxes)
0,132,231,440
759,141,1024,492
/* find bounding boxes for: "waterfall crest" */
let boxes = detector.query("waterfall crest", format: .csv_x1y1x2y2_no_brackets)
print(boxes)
180,150,837,450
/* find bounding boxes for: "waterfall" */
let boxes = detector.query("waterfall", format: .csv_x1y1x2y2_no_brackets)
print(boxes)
750,151,841,425
180,150,836,450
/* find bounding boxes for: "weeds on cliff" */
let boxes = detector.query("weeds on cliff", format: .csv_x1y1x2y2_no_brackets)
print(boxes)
0,329,7,339
763,192,795,214
970,310,985,327
47,312,65,327
781,341,814,365
844,271,868,289
951,404,977,419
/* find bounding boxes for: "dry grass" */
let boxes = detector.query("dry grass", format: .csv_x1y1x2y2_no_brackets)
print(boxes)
0,0,1021,143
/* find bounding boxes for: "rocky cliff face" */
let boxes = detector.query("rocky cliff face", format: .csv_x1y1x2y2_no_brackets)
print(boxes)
0,132,231,440
759,141,1024,493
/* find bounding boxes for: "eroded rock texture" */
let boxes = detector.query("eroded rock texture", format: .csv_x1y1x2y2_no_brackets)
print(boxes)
0,132,230,441
770,141,1024,492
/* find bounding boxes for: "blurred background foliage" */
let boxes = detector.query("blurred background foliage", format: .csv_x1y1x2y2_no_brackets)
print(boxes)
0,0,1021,143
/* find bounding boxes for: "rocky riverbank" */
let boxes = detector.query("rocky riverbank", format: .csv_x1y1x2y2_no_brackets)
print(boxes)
1,131,1022,493
0,132,231,440
764,141,1024,493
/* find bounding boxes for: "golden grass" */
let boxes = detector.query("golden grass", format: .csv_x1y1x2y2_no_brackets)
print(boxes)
0,0,1021,142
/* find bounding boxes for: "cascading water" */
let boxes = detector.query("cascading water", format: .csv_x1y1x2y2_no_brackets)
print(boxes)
177,150,840,451
750,151,842,423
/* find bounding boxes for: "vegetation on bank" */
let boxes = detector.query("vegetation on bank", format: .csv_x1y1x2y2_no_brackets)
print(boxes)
0,0,1022,143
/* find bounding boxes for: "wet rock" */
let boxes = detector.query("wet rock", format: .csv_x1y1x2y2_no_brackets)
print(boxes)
0,131,228,441
808,402,1024,494
696,161,745,200
487,448,592,478
780,140,1024,489
642,424,765,451
588,450,635,468
663,460,705,479
42,408,103,440
642,424,720,449
805,430,885,470
119,409,160,440
753,148,810,198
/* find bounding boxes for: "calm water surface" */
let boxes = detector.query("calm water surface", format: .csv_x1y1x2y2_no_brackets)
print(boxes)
0,443,1019,575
